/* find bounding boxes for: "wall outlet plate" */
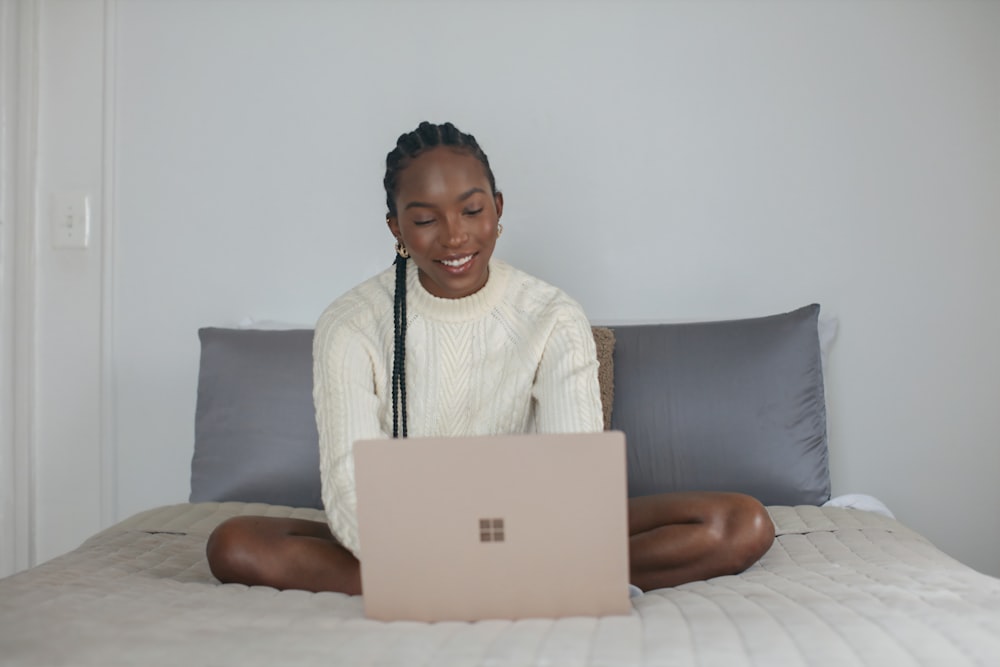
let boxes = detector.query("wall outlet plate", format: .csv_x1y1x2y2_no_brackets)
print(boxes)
51,191,91,249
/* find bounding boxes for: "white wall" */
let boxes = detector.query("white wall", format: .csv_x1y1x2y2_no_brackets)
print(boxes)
20,0,1000,577
30,0,110,567
0,0,35,577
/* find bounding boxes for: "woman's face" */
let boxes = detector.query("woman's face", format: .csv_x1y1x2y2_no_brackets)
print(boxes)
387,146,503,299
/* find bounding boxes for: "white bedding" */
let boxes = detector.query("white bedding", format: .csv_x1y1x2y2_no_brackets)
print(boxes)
1,502,999,666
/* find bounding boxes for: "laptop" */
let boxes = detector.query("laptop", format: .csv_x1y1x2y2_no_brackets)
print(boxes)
353,431,632,622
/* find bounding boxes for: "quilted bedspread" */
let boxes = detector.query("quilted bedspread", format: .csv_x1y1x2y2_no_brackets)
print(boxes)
1,502,998,666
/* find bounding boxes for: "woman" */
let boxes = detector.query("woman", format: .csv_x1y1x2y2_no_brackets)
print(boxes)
207,122,775,595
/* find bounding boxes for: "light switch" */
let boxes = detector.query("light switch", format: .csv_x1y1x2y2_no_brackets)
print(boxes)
51,191,91,249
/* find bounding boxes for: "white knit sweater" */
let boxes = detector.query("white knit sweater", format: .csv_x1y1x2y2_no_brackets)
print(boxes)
312,259,603,557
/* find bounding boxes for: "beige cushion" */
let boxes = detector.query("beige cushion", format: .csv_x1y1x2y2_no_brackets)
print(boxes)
591,326,615,431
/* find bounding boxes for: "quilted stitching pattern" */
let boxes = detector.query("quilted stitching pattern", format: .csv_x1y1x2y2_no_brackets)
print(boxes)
2,503,999,666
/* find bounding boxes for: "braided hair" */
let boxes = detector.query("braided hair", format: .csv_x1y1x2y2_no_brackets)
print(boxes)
383,121,498,438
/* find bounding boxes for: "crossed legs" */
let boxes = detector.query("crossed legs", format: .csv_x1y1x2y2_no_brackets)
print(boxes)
628,491,775,591
206,491,774,594
206,516,361,594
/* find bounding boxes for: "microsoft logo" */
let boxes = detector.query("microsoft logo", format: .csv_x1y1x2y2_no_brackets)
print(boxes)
479,518,505,543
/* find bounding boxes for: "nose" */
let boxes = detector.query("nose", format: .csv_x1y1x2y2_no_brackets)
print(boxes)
440,214,468,248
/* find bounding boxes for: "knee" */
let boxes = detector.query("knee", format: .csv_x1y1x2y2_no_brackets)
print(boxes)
732,494,776,570
715,494,775,574
206,516,258,584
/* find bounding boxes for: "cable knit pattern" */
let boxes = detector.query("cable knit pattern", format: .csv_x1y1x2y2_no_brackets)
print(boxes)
312,260,603,557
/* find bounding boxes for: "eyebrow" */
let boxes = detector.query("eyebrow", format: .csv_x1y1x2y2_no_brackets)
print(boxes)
403,187,486,211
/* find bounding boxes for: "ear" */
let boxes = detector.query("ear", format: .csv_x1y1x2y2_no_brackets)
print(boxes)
386,215,401,240
494,192,504,219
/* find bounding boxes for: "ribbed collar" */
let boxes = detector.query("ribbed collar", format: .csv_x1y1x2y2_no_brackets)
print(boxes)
405,258,510,322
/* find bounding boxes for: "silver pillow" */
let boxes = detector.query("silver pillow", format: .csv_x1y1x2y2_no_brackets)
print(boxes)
610,304,830,505
190,328,322,508
190,304,830,509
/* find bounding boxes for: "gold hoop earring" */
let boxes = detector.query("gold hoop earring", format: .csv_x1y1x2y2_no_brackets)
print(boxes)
497,223,504,238
395,238,410,259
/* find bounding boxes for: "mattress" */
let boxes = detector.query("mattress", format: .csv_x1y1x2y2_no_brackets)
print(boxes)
1,502,998,666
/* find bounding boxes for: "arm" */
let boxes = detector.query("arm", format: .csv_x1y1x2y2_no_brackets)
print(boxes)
531,299,604,435
313,306,389,558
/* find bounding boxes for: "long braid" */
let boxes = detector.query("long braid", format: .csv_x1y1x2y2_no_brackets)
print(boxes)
391,254,408,438
384,121,498,439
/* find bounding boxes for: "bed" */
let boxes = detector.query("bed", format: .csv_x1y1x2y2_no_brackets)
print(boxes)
2,305,999,666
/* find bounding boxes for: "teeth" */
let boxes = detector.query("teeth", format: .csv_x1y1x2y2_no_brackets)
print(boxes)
441,255,473,268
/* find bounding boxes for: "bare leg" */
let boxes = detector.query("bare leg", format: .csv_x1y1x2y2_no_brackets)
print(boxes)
628,492,775,591
206,494,773,595
206,516,361,595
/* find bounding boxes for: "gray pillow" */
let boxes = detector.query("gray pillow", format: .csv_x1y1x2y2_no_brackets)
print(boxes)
190,328,322,508
190,305,829,509
610,304,830,505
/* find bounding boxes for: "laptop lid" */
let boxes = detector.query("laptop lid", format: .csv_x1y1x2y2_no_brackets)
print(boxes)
354,431,631,622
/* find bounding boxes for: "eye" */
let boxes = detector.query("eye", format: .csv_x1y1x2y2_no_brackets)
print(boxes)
413,218,435,226
464,207,484,216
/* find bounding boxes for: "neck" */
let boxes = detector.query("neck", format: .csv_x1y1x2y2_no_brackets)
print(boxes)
406,259,509,322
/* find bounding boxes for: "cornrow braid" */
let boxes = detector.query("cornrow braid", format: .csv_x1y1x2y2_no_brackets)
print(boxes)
384,121,497,218
383,121,498,439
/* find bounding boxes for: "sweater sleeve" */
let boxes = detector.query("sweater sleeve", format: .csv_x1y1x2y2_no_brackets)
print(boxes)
312,304,388,558
531,298,604,435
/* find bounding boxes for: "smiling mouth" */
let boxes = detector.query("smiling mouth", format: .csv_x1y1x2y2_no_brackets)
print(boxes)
438,254,476,268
